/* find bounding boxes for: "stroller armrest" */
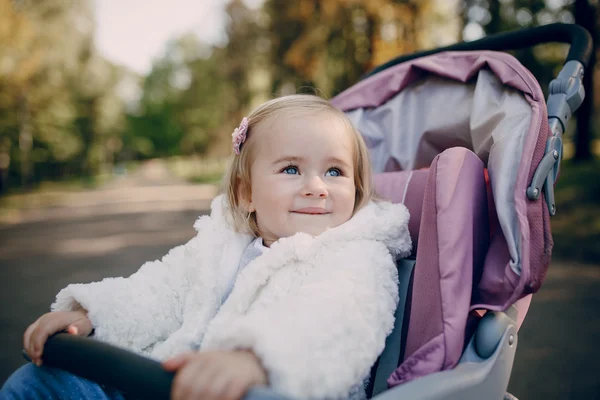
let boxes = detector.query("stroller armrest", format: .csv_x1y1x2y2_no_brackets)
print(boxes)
38,333,288,400
371,313,518,400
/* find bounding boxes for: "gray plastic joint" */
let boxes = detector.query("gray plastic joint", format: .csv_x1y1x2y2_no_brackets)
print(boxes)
526,135,562,216
547,60,585,135
474,311,515,359
548,118,564,138
527,62,582,217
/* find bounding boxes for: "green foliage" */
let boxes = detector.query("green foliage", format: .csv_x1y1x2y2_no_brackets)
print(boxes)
122,35,238,159
1,0,597,196
552,160,600,263
262,0,434,97
0,0,126,191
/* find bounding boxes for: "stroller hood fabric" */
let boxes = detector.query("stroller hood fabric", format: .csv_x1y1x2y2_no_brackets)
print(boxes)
332,50,553,313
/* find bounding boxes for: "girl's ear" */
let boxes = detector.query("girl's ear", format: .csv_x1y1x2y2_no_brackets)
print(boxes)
238,181,255,213
240,195,255,213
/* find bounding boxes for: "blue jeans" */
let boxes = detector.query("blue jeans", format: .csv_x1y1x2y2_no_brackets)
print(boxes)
0,363,125,400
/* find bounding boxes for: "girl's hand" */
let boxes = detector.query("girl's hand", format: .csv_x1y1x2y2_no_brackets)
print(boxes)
163,350,268,400
23,309,93,366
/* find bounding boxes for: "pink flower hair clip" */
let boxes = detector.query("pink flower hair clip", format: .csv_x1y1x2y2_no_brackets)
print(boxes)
232,117,249,155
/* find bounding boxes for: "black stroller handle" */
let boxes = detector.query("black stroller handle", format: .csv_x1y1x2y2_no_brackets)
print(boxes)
365,23,593,78
42,333,174,399
39,333,285,400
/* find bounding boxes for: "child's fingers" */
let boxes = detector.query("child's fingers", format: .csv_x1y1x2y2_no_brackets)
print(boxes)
206,372,245,400
30,328,51,365
23,321,39,361
171,359,215,400
30,314,69,363
162,352,196,371
68,315,93,336
222,380,250,400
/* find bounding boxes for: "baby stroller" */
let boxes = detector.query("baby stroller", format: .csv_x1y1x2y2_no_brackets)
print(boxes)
34,22,592,399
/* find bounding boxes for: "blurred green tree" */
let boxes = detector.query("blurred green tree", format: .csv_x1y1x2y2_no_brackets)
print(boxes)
222,0,266,111
262,0,434,97
0,0,37,191
125,34,238,158
573,0,597,162
72,53,128,177
0,0,127,191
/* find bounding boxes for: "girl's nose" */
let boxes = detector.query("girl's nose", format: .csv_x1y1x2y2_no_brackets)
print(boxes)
303,175,329,198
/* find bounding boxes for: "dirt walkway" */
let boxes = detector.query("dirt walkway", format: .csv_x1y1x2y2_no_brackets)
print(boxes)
0,160,219,225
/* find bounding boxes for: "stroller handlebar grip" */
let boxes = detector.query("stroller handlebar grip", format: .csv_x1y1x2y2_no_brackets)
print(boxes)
365,23,593,78
42,333,174,399
39,333,287,400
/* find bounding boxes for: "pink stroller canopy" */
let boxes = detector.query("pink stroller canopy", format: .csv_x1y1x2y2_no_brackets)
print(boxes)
332,50,552,311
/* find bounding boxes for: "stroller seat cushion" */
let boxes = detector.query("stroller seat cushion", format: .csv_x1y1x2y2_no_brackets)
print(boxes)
375,147,490,386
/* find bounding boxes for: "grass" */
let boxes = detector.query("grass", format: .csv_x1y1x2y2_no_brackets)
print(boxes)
551,159,600,264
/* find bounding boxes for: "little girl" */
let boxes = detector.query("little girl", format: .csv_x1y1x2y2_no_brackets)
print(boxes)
1,94,411,400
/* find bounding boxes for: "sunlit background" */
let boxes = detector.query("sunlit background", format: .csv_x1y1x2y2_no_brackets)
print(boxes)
0,0,599,398
0,0,597,191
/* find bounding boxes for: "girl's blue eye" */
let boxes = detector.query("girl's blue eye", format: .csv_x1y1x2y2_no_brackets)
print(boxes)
282,166,299,175
326,168,342,177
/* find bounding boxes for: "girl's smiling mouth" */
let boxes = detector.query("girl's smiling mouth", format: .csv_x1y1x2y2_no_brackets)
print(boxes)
292,207,330,215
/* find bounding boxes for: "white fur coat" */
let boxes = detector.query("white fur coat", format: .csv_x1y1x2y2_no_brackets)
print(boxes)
52,195,411,399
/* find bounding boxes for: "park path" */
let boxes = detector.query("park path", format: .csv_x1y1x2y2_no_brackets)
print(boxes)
0,159,218,227
0,160,215,385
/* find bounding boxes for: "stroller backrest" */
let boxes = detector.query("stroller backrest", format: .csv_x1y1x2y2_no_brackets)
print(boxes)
371,147,489,391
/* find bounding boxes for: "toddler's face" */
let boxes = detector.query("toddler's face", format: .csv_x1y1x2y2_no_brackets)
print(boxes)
247,112,356,246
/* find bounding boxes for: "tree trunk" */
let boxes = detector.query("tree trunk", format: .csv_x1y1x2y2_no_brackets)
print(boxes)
18,92,32,189
573,0,597,162
0,148,9,194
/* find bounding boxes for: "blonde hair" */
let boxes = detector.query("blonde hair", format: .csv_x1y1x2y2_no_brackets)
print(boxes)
223,94,374,236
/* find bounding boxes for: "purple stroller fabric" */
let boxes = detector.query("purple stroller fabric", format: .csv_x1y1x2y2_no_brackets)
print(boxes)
373,170,427,256
332,50,552,313
332,50,554,387
374,148,489,386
